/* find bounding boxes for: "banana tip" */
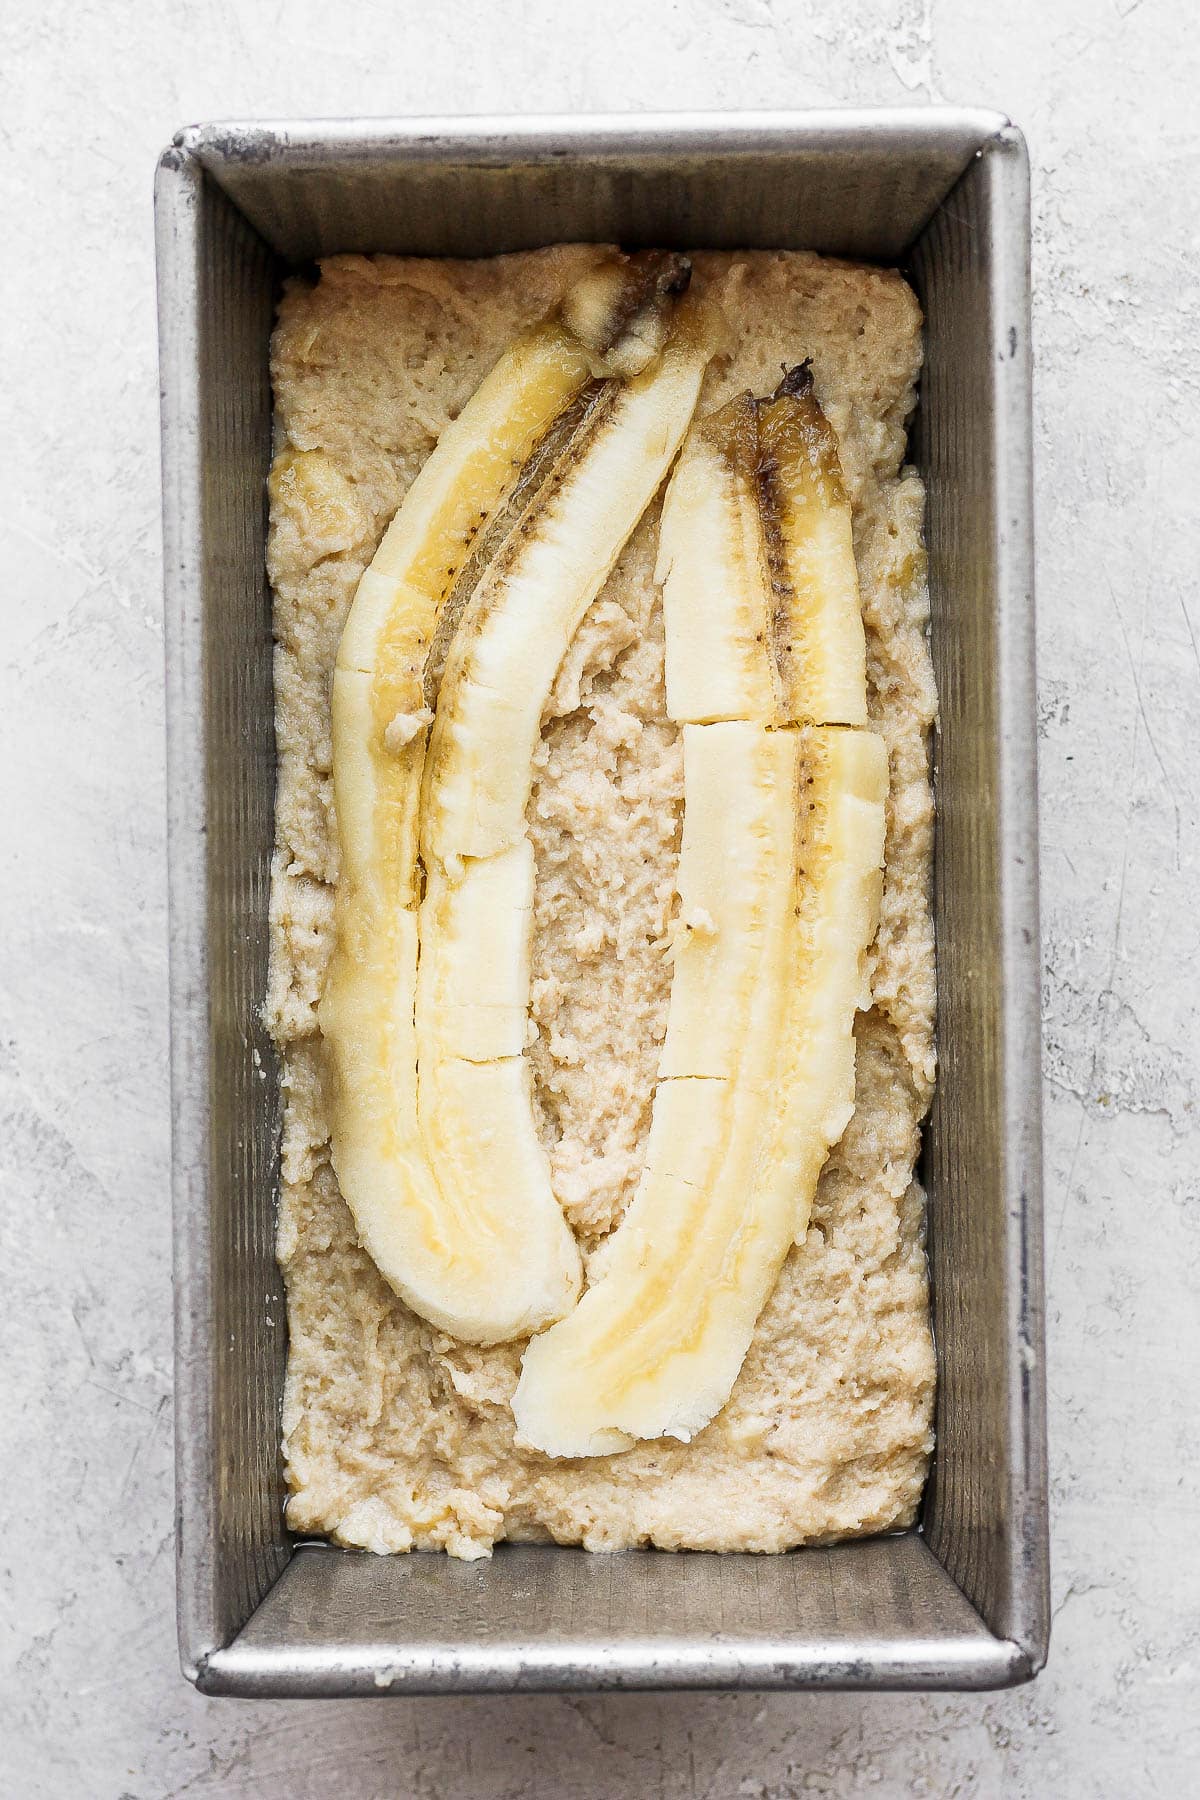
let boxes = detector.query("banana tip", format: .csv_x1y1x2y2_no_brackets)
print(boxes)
773,359,814,400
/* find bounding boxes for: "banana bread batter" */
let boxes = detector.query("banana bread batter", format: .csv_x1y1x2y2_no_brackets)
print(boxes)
266,245,937,1557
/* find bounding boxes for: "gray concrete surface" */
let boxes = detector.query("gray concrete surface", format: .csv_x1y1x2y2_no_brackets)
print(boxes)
3,0,1198,1793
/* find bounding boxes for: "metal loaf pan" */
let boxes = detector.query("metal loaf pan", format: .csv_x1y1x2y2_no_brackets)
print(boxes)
155,110,1047,1697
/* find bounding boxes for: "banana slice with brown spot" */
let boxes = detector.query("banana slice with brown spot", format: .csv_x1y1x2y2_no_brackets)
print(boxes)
420,294,715,870
332,321,596,914
657,363,868,728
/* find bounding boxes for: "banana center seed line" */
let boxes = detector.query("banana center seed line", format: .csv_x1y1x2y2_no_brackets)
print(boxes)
320,254,887,1455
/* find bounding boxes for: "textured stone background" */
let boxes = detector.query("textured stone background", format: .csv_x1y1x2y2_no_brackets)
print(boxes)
3,0,1198,1794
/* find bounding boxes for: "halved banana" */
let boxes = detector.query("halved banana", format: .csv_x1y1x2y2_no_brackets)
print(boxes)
656,363,867,728
513,726,888,1456
320,254,713,1343
514,359,886,1455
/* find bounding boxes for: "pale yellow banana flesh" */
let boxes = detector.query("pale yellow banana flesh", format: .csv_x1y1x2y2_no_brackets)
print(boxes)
414,1053,575,1329
333,323,594,911
657,366,868,729
656,414,779,725
317,908,491,1335
330,666,425,915
659,723,797,1084
416,844,534,1063
319,893,580,1341
512,726,888,1455
320,256,711,1343
420,304,713,870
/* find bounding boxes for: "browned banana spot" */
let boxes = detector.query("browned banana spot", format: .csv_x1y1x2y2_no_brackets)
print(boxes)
422,377,616,708
561,250,693,379
694,364,853,717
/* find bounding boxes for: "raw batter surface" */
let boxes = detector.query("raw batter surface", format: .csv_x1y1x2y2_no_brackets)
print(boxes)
266,245,937,1558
